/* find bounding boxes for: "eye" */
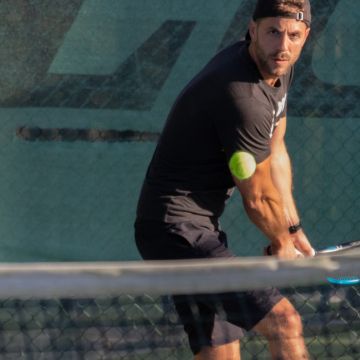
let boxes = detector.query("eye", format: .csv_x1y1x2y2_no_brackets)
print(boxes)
289,32,301,41
269,29,281,36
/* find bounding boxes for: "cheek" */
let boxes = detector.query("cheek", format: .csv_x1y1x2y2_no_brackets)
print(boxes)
290,46,303,61
256,40,271,58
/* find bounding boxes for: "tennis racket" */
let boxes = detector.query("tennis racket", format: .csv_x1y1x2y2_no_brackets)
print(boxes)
316,240,360,285
266,240,360,286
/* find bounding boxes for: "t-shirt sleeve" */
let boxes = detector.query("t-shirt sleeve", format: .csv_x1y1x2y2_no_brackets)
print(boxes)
214,93,273,164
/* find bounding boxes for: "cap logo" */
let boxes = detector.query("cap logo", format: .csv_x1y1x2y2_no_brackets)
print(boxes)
296,12,304,21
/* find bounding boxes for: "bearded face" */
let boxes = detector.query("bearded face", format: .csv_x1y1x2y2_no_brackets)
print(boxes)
249,17,310,84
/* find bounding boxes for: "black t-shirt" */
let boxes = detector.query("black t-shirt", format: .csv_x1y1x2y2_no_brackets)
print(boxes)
136,41,293,229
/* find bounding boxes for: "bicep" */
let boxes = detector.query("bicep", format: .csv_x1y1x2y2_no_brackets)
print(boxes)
233,157,274,201
269,115,294,193
271,115,287,155
270,116,287,152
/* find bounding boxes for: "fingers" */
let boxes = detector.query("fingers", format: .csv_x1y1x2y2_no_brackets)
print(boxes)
292,232,315,257
265,244,304,260
294,248,304,258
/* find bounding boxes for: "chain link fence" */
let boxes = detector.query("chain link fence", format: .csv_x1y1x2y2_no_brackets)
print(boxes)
0,0,358,260
0,0,359,358
0,285,359,359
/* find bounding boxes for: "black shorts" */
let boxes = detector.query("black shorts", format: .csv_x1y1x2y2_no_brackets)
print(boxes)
134,220,283,354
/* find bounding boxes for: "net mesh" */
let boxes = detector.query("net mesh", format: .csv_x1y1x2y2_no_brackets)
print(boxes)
0,255,359,359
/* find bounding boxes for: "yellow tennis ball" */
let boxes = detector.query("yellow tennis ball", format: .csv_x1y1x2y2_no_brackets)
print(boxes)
229,151,256,180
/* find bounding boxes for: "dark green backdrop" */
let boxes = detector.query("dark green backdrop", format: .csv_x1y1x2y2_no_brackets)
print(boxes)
0,0,359,261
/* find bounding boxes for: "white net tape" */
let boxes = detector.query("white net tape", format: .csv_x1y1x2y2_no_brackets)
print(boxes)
1,251,359,299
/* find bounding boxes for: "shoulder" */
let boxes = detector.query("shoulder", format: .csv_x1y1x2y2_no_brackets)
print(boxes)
223,80,274,123
202,41,259,85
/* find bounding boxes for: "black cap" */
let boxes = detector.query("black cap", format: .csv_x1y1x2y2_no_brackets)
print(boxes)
253,0,311,27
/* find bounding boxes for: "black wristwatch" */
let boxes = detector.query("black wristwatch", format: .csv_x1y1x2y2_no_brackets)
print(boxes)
289,222,302,234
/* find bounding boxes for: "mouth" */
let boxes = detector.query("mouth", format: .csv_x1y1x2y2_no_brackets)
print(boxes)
272,57,290,67
272,53,291,65
273,57,289,62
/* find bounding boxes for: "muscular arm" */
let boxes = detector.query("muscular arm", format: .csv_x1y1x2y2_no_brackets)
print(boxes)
234,157,298,258
232,116,314,258
270,116,299,225
269,116,314,256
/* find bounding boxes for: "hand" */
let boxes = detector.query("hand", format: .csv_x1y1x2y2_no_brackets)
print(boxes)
264,242,303,260
291,230,315,257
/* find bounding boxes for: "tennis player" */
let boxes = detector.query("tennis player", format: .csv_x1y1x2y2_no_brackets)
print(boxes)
135,0,315,358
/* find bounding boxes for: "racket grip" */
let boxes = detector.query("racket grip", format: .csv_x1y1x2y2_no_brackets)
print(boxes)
265,245,272,256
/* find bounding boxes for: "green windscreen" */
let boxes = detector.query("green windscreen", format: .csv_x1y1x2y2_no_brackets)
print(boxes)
0,0,359,261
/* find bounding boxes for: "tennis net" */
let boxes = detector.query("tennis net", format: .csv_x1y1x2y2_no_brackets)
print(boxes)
0,253,359,359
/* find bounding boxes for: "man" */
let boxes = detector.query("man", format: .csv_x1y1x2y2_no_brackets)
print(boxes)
135,0,315,359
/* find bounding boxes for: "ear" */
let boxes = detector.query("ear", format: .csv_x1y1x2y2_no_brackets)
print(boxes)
248,20,257,41
302,26,311,46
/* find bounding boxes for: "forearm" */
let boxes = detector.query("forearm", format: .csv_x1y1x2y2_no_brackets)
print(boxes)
270,144,300,226
242,188,291,248
269,142,315,256
236,157,294,251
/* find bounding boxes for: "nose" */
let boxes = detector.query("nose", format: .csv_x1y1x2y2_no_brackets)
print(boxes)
277,32,290,52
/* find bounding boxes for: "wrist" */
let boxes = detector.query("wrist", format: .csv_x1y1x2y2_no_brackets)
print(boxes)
289,222,302,234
